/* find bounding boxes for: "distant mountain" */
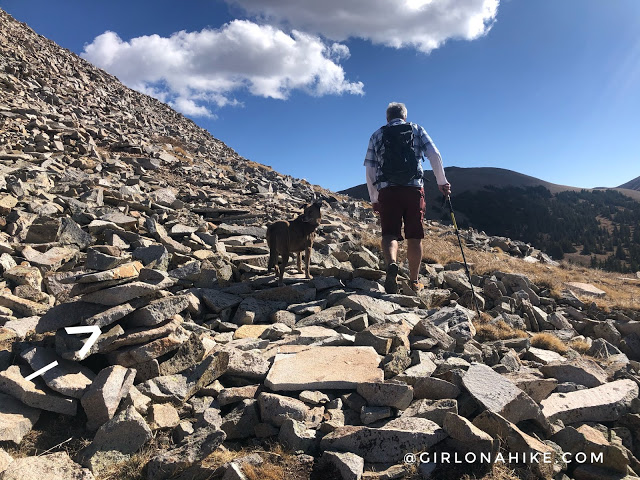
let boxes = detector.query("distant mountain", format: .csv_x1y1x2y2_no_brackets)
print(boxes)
340,166,640,205
618,175,640,191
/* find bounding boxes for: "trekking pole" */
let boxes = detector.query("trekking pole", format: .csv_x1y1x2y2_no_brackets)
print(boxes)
443,195,481,318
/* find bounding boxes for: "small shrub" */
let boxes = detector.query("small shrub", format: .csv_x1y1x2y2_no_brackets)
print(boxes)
474,320,527,342
568,338,591,354
531,333,568,354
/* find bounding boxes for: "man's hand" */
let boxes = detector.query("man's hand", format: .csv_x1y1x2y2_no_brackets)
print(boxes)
438,183,451,196
372,202,381,214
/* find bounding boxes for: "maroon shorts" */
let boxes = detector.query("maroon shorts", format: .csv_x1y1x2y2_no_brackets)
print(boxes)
378,186,425,240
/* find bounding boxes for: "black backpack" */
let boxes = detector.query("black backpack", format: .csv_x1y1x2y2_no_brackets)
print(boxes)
378,123,421,185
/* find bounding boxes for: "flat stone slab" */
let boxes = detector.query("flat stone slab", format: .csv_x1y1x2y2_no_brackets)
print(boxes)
265,346,383,391
103,317,182,352
80,302,139,328
107,329,190,367
541,379,638,424
80,282,161,306
35,301,108,333
20,346,95,399
21,246,78,271
540,359,607,388
0,392,41,444
320,417,447,463
76,261,142,284
127,295,190,327
565,282,606,297
524,347,566,365
0,365,77,415
337,295,398,323
2,316,39,340
0,294,49,317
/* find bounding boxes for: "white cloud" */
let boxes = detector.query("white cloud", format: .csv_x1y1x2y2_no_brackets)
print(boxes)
81,20,363,117
226,0,499,53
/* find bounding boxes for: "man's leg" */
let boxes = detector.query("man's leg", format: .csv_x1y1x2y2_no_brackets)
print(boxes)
381,234,399,265
382,234,399,294
407,238,422,282
404,187,426,291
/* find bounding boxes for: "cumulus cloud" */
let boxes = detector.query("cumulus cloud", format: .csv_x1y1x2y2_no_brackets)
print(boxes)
226,0,499,53
81,20,363,117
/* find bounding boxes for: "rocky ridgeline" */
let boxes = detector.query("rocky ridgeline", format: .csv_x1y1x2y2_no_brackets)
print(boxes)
1,8,640,480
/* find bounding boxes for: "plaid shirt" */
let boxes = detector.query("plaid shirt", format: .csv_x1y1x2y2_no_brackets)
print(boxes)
364,118,441,190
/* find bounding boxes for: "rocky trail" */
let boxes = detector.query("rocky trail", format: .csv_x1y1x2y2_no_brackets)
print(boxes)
1,8,640,480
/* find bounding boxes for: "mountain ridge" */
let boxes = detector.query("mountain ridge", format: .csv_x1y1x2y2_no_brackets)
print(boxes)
340,166,640,203
618,175,640,191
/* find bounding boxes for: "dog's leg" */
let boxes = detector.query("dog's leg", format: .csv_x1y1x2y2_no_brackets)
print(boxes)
304,247,312,279
278,250,289,285
297,252,303,273
268,245,278,274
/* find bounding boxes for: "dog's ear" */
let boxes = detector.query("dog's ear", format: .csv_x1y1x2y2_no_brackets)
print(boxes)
300,204,311,220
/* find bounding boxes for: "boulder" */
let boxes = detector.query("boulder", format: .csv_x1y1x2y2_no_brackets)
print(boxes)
258,392,309,427
320,451,364,480
0,393,40,444
81,365,136,431
278,418,319,454
472,410,556,478
443,412,498,456
462,363,549,430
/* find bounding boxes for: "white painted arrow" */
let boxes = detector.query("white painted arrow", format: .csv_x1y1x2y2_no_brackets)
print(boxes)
25,361,59,381
64,325,102,360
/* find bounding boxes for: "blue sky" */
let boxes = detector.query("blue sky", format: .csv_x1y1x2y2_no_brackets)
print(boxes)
1,0,639,191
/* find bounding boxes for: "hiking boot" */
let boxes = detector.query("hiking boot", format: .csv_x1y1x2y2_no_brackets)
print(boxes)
409,280,424,293
384,263,399,294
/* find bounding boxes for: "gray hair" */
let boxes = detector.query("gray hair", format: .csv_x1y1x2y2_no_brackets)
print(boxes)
386,102,407,121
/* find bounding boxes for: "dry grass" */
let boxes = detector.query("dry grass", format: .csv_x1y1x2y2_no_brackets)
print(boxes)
92,430,173,480
568,338,591,354
3,411,90,460
361,223,640,311
244,462,285,480
98,447,156,480
200,443,309,480
201,447,250,470
474,320,528,342
530,333,569,354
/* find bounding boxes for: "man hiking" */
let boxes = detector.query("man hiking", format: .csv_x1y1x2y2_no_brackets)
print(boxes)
364,102,451,294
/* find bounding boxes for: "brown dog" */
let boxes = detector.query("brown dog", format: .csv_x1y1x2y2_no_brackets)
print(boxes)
267,201,322,284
